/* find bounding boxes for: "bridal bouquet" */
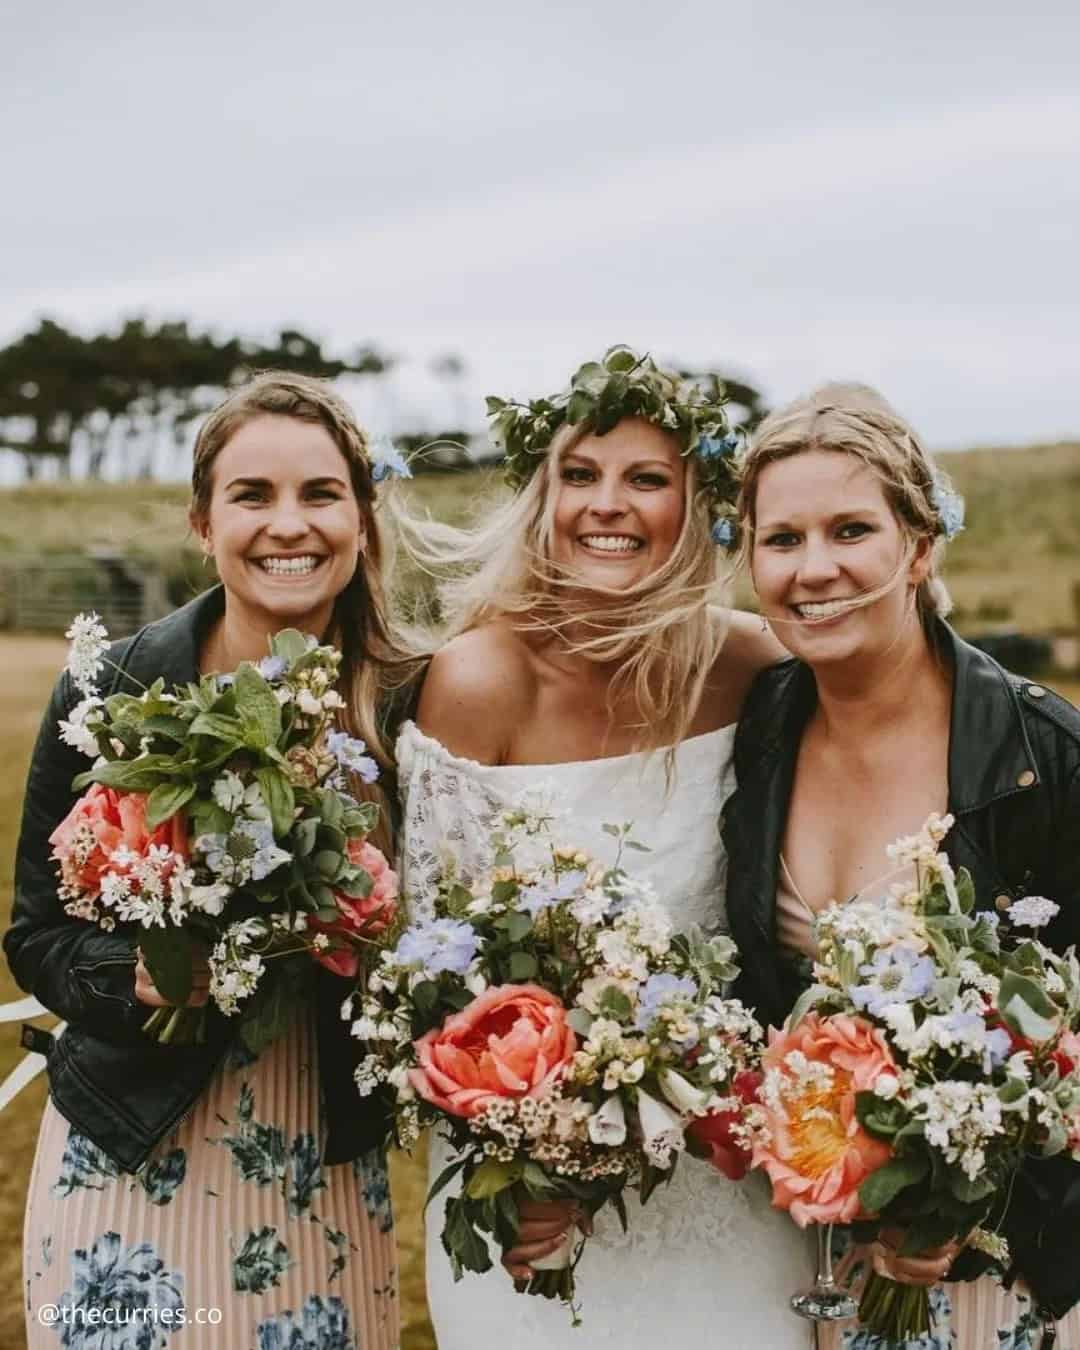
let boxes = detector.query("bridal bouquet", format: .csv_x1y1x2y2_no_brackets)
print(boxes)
348,791,763,1320
50,614,397,1046
749,813,1080,1341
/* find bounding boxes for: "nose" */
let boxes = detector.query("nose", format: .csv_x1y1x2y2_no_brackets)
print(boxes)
795,533,841,586
586,473,629,519
265,496,310,541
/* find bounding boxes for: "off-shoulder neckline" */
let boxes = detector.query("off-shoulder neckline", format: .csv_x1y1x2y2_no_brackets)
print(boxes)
397,718,735,776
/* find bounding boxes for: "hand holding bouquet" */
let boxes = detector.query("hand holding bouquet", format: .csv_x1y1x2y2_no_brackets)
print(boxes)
349,795,764,1320
749,813,1080,1340
51,614,397,1047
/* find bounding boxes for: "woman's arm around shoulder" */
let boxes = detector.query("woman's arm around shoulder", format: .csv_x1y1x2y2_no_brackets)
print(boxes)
416,624,537,766
704,607,791,723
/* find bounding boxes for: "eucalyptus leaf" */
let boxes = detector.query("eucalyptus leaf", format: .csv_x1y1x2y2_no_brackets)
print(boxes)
270,629,309,665
509,952,538,980
506,911,532,942
859,1152,929,1213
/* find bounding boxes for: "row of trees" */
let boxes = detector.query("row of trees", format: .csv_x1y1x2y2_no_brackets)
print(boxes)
0,319,765,480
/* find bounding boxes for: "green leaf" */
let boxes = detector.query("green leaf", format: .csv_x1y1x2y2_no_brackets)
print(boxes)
413,981,439,1018
188,711,246,743
465,1158,521,1200
948,1170,997,1203
441,1196,493,1277
1000,969,1059,1022
597,986,632,1019
492,880,518,907
314,849,346,882
899,1212,965,1257
1002,992,1059,1044
292,817,319,857
270,629,309,666
234,662,282,749
859,1153,929,1213
145,780,197,829
426,1156,467,1208
509,952,538,980
140,715,192,742
74,754,177,793
506,911,533,943
188,800,232,836
138,926,194,1007
567,1007,594,1037
255,767,295,838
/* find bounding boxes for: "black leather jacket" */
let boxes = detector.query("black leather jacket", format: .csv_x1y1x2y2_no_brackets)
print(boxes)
722,618,1080,1314
5,587,394,1172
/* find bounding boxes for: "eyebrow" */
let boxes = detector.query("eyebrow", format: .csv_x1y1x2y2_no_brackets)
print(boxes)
224,475,349,491
757,505,887,530
560,451,675,472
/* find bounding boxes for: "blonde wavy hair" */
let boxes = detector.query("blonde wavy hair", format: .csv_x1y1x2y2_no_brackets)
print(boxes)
191,371,421,851
395,417,732,754
736,382,955,630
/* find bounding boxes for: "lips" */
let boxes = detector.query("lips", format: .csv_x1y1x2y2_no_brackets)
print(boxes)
790,598,857,622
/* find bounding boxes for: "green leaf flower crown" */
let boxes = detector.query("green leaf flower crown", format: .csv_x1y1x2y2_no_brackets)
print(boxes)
485,345,742,547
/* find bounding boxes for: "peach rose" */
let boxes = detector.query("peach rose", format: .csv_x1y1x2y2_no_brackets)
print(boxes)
752,1013,895,1226
409,983,577,1118
50,784,189,897
310,839,399,978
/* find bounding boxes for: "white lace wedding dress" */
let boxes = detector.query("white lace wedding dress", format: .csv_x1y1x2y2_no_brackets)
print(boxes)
397,720,815,1349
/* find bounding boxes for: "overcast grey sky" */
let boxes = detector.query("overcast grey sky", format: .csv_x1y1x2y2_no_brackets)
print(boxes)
3,0,1079,448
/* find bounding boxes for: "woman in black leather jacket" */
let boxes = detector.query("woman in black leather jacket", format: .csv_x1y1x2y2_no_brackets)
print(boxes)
721,383,1080,1347
6,373,416,1349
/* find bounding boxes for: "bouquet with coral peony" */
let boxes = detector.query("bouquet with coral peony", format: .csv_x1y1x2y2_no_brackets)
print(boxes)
749,813,1080,1340
51,614,397,1047
348,794,763,1319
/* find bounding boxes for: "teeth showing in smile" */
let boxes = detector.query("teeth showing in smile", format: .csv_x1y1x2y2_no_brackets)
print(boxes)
579,535,643,553
259,555,320,576
793,599,852,621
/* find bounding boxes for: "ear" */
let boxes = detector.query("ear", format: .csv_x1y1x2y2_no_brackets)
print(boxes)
907,533,934,587
190,510,212,556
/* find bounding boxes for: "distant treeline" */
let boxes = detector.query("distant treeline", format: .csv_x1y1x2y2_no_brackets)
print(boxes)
0,318,766,481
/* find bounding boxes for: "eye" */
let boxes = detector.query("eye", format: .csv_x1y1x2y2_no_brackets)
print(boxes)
631,472,670,488
230,489,266,503
837,521,874,540
306,486,343,501
761,530,800,548
561,465,595,484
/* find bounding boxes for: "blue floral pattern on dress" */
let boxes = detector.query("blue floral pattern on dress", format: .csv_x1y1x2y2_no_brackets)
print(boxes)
138,1149,187,1207
353,1149,392,1234
54,1133,121,1195
256,1294,355,1350
232,1225,292,1294
57,1231,184,1349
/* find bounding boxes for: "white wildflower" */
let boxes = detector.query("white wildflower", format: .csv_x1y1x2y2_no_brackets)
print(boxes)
1007,896,1061,929
587,1095,627,1146
58,695,104,757
65,612,109,695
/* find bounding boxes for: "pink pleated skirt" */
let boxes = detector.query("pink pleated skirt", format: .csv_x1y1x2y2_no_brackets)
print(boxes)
23,1010,398,1349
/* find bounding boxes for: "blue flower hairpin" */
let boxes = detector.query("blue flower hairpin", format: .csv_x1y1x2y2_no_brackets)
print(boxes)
695,434,739,463
711,518,737,550
368,436,413,483
929,474,965,541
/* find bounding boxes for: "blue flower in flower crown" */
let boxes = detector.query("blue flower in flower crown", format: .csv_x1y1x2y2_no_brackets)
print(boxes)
695,434,739,461
367,436,412,483
710,518,737,549
929,475,965,541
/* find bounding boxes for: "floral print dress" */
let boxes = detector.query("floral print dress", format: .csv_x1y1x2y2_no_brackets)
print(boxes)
23,1010,398,1349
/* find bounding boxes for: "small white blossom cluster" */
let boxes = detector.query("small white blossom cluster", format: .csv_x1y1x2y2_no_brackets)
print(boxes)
58,695,106,758
59,841,209,932
208,912,306,1015
909,1080,1005,1180
65,612,110,696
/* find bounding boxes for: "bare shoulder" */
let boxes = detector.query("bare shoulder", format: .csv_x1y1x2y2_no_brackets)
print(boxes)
700,607,790,724
416,624,537,764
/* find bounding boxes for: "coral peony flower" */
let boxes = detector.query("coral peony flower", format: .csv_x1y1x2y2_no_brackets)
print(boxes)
687,1069,762,1181
50,784,189,898
310,839,399,978
409,984,577,1118
751,1013,895,1226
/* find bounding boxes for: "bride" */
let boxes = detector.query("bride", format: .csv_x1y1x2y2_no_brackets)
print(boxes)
396,348,816,1347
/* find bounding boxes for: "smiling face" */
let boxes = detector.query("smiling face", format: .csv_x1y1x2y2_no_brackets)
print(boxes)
549,417,686,589
193,413,364,639
751,449,930,668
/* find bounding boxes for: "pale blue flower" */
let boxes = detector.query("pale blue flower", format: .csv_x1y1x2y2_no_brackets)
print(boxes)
395,918,477,974
326,729,379,783
368,436,412,483
198,820,291,885
930,475,965,540
695,434,739,460
849,946,935,1017
518,869,587,916
710,518,736,549
635,972,698,1031
58,1231,184,1348
257,654,288,682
